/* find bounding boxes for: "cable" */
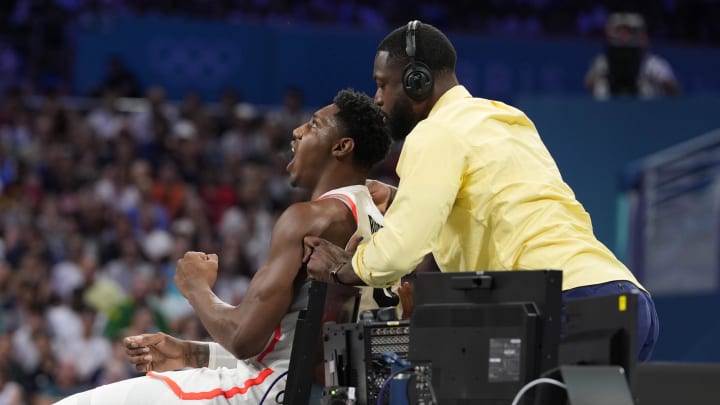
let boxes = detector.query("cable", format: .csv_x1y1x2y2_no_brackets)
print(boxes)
427,376,438,405
406,366,437,405
259,370,289,405
376,367,412,405
510,377,567,405
539,366,562,379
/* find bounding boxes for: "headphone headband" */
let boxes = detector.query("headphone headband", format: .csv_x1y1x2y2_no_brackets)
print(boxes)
406,20,420,58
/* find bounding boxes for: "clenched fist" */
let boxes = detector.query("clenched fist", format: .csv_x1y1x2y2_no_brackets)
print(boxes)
175,251,219,298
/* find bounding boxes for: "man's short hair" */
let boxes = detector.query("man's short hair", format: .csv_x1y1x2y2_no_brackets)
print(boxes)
333,89,391,169
377,21,457,75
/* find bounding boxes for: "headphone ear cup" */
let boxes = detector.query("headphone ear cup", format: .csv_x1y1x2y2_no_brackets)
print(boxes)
403,61,434,101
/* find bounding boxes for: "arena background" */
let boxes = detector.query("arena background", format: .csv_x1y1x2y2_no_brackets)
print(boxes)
0,1,719,402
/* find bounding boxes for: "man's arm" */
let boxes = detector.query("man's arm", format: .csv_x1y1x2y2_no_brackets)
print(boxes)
353,121,465,286
305,123,464,287
177,204,320,359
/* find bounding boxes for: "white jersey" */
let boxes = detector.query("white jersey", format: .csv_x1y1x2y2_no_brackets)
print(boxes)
54,185,384,405
316,184,385,246
318,185,401,315
317,185,394,312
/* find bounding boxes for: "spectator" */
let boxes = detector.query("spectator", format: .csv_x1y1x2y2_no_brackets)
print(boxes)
65,307,111,384
212,88,241,136
267,86,311,143
218,102,267,163
168,119,205,184
585,13,681,99
95,56,141,98
102,274,169,341
0,366,22,405
0,331,20,383
11,306,49,378
35,357,86,404
98,339,136,385
19,328,58,399
86,90,126,142
50,233,88,301
151,160,186,220
100,237,152,293
129,86,177,164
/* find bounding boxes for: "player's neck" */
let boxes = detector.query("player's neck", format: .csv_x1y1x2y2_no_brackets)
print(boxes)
310,169,367,200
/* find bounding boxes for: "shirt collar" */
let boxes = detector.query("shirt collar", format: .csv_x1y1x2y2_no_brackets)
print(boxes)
428,85,472,118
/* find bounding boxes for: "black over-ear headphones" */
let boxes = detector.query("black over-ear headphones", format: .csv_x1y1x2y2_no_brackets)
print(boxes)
403,20,434,101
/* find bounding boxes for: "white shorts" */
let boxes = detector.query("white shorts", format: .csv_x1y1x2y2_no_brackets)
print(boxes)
54,364,287,405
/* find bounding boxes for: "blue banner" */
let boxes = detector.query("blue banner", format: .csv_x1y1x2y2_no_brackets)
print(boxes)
74,16,720,105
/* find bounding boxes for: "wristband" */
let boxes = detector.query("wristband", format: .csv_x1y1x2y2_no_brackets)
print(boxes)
206,342,239,369
330,262,351,286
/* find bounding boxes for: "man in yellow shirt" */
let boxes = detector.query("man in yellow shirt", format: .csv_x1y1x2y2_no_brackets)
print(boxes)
304,20,659,361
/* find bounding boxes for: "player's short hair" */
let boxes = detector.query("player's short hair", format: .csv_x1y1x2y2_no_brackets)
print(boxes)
333,89,391,169
377,21,457,75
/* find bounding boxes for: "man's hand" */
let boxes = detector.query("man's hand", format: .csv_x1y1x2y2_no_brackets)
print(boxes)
398,281,414,320
175,252,218,298
366,179,396,214
124,333,189,372
303,236,357,284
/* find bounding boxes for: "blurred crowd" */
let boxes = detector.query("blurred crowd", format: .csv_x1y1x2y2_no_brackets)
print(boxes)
0,0,719,97
2,0,719,42
0,1,711,403
0,84,402,404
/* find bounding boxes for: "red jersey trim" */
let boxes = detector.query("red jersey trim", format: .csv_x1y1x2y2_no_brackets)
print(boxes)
257,325,282,363
318,193,358,222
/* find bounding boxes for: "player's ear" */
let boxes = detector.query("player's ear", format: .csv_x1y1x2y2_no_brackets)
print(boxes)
332,137,355,158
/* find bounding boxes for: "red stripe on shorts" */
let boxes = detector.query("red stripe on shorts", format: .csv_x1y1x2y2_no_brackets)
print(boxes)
147,368,274,400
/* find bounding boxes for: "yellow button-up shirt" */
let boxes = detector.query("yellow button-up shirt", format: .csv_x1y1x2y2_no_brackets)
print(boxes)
352,85,643,292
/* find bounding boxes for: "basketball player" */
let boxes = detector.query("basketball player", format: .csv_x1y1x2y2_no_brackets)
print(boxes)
55,88,391,404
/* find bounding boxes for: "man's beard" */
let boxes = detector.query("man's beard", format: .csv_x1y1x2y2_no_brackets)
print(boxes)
387,98,416,141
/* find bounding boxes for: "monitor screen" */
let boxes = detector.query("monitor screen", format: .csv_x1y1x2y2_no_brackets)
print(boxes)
408,270,563,404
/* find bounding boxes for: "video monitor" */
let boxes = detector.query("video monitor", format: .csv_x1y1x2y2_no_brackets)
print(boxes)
408,270,563,404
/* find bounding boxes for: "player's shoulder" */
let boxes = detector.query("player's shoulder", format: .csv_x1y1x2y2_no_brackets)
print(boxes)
275,199,348,230
270,198,355,245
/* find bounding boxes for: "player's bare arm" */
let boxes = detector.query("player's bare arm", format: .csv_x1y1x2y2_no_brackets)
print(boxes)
177,199,355,359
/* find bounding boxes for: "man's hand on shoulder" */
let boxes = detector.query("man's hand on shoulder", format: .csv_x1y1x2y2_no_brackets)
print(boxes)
303,235,366,286
366,179,396,214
